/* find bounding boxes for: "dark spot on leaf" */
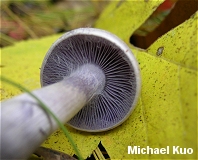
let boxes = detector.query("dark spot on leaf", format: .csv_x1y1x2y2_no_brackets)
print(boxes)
0,65,5,68
116,0,125,9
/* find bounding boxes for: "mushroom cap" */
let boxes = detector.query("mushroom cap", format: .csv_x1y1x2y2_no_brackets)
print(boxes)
40,28,141,132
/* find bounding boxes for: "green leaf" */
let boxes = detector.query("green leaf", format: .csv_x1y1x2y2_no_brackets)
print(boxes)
1,0,197,159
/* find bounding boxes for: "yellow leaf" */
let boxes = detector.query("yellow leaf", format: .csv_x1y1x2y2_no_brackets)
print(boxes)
95,0,165,42
0,0,197,159
0,34,61,100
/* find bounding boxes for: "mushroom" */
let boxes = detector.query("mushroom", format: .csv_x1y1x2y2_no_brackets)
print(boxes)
0,28,141,159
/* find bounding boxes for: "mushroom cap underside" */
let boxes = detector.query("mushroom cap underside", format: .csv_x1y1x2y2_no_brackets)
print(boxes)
40,28,141,132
